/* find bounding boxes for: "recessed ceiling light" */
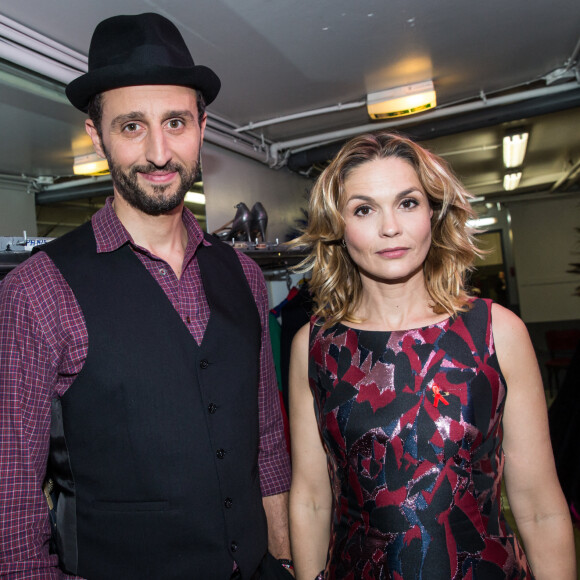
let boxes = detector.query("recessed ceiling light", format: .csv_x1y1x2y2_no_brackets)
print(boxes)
503,171,522,191
502,132,529,168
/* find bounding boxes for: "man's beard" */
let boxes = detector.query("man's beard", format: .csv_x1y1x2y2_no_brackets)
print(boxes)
106,154,200,216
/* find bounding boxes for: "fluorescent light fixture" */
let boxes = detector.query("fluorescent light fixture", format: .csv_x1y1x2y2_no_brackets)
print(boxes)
73,153,109,176
502,132,528,168
367,81,436,119
503,171,522,191
184,192,206,205
467,217,498,228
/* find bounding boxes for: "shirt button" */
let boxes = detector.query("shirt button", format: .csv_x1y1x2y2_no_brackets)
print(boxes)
224,497,233,508
186,315,191,323
230,541,238,552
208,403,217,414
159,268,167,275
216,448,225,459
200,359,209,369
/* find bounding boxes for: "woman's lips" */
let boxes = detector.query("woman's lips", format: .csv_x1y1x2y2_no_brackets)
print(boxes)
377,247,409,258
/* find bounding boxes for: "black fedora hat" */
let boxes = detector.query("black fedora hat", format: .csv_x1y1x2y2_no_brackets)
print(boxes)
66,13,221,112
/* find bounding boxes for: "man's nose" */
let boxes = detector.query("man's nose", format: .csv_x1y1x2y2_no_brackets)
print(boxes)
144,127,172,167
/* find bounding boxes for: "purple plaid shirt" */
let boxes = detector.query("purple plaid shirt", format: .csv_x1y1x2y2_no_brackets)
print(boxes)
0,198,290,578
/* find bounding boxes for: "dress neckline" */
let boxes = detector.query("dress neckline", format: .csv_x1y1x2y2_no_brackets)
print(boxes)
334,315,453,334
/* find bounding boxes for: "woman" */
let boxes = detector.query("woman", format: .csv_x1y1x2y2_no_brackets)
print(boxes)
288,131,575,579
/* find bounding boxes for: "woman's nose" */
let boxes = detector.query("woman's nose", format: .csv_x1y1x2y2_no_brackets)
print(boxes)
381,212,401,237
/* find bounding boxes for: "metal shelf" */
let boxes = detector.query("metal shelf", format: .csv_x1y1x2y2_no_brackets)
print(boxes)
0,251,30,279
242,249,308,270
0,248,309,279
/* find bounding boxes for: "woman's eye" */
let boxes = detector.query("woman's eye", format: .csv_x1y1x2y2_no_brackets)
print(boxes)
354,205,372,216
401,198,419,209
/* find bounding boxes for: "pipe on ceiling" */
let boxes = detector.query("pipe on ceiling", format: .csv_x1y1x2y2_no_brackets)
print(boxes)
35,181,113,205
235,100,367,133
0,15,87,70
286,84,580,173
276,82,580,159
550,158,580,192
204,128,270,164
0,15,86,83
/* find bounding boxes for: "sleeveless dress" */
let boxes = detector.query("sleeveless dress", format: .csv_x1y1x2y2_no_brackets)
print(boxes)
308,298,534,579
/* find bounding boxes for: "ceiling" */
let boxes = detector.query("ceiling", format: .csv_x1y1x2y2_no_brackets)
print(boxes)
1,0,579,231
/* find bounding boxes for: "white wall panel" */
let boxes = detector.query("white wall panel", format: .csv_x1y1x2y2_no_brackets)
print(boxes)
508,195,579,322
0,179,37,236
201,143,311,244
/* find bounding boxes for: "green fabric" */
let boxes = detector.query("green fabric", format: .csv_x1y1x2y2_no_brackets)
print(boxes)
268,312,283,391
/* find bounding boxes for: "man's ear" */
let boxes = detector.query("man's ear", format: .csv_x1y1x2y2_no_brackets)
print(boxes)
199,113,207,142
85,119,106,159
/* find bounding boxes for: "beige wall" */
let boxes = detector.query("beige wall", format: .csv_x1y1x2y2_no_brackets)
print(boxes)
0,178,37,236
508,194,579,323
201,143,312,244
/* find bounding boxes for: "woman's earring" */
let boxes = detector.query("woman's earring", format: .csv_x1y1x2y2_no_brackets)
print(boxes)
341,239,347,247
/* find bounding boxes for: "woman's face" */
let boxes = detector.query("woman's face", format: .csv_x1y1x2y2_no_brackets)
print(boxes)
341,156,433,285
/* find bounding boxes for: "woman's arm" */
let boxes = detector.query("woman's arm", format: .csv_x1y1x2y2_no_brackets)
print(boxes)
492,304,576,580
289,323,333,580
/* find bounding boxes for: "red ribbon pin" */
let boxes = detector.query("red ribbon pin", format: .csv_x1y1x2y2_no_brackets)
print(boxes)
432,384,449,408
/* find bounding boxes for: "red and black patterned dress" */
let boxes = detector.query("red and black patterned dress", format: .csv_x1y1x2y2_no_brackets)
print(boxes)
308,298,534,579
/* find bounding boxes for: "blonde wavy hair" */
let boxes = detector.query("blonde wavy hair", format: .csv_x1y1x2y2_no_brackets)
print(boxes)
293,131,482,328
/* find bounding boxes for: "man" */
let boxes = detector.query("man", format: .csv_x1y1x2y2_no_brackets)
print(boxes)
0,13,292,579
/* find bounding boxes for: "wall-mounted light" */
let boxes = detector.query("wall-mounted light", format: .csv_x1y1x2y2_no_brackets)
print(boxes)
467,216,498,228
184,191,206,205
502,131,528,168
503,171,522,191
367,80,436,120
73,153,109,176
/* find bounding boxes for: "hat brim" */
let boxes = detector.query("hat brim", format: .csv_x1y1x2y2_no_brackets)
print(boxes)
66,63,221,112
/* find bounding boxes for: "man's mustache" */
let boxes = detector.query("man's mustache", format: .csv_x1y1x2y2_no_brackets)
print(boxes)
130,162,184,175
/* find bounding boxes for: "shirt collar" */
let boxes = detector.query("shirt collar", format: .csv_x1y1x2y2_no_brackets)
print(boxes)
91,196,211,257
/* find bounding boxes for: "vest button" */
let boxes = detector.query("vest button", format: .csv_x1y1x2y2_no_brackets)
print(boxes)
208,403,217,414
200,359,209,369
230,541,238,552
216,448,225,459
224,497,233,508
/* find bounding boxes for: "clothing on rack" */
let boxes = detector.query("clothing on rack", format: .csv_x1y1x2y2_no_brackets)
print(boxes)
549,339,580,522
279,283,314,419
269,313,290,452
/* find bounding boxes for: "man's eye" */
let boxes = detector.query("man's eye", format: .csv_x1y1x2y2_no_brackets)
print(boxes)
124,123,139,132
168,119,184,129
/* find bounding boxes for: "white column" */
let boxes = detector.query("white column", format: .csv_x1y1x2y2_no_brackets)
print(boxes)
0,177,37,236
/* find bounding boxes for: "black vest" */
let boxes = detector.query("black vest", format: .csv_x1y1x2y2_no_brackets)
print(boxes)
38,222,268,579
